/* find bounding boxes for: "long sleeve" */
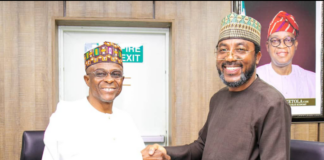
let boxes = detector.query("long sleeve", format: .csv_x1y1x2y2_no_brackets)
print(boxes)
258,99,291,160
165,125,207,160
42,113,59,160
42,103,62,160
125,114,146,159
165,95,217,160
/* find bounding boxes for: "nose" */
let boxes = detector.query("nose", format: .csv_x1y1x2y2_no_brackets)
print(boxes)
225,52,236,62
278,39,287,48
103,73,115,83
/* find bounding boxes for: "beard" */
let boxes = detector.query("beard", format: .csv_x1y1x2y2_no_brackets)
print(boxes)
217,60,256,88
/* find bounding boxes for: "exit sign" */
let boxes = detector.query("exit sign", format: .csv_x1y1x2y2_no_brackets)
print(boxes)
122,45,143,63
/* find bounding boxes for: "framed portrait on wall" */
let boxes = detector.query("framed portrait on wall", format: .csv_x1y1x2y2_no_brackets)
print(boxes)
233,1,323,121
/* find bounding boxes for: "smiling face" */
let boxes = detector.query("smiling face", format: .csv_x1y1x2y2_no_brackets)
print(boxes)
216,39,261,89
266,31,298,67
84,63,124,103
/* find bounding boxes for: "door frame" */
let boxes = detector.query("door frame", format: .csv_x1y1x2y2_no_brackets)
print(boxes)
52,17,175,144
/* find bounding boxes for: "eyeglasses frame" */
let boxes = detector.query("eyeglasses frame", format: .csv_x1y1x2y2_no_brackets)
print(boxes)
86,69,124,80
268,37,296,47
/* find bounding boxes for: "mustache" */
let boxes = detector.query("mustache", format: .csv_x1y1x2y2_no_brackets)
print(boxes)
221,62,243,68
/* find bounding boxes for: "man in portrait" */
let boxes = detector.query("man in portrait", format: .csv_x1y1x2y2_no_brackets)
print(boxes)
42,41,145,160
141,13,291,160
257,11,316,98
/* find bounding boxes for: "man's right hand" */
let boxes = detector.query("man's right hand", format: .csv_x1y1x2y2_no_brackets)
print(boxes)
141,144,171,160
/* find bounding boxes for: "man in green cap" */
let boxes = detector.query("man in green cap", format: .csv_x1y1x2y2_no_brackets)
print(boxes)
141,13,291,160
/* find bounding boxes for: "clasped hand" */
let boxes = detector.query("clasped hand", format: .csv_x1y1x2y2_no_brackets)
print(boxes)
141,144,171,160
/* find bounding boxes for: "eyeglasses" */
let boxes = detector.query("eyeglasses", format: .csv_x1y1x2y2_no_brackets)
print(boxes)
215,48,255,60
268,37,295,47
87,69,123,79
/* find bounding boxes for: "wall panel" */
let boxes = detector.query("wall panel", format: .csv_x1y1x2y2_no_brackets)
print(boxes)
66,1,153,18
319,123,324,142
0,1,63,159
155,1,230,145
291,123,319,141
2,2,19,159
0,2,4,159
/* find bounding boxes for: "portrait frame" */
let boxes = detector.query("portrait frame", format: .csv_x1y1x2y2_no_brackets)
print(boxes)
232,1,324,121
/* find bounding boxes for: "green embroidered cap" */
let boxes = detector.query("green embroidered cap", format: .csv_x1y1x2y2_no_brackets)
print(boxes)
218,12,261,47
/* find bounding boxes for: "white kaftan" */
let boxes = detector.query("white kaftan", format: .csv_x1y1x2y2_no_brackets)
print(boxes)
257,63,315,99
42,97,145,160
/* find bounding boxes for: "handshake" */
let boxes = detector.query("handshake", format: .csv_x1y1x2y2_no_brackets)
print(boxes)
141,144,171,160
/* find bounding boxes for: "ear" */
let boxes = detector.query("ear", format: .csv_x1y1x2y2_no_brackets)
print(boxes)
266,41,269,52
294,39,298,50
84,75,90,87
255,51,262,65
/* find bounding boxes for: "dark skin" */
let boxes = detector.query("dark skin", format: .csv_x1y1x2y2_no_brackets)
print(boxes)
141,145,170,160
216,39,261,91
266,31,298,75
141,39,262,159
84,63,124,114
